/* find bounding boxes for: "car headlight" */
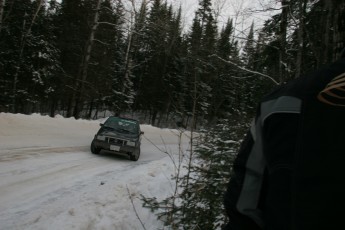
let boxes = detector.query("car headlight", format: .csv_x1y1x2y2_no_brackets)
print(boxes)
127,141,136,146
96,135,106,141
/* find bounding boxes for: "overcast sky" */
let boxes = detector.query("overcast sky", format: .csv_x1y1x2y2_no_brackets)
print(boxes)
168,0,279,37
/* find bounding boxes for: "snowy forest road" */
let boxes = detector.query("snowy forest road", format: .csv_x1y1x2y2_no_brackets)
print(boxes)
0,113,190,230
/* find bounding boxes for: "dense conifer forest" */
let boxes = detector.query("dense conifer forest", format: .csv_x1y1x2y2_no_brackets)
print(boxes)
1,0,343,127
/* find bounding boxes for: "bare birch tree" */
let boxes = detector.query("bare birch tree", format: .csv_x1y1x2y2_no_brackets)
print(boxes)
73,0,102,118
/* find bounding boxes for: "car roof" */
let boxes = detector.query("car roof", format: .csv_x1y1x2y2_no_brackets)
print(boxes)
108,116,139,123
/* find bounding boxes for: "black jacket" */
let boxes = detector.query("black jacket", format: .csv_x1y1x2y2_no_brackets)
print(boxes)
223,57,345,230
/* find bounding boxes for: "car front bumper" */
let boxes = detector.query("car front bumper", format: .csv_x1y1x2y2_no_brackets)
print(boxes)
93,139,138,154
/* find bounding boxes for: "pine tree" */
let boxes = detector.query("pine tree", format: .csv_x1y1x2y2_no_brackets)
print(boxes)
178,118,249,229
141,118,251,229
136,0,182,125
0,0,32,111
184,0,218,126
146,0,170,125
209,18,240,122
57,0,89,117
72,0,108,119
0,0,4,33
26,0,61,115
131,0,148,113
86,0,127,118
159,5,185,125
302,0,342,68
242,22,255,68
0,0,60,114
239,22,258,113
110,0,134,115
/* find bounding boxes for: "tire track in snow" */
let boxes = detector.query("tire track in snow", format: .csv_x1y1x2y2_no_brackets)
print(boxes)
0,148,135,216
0,146,90,162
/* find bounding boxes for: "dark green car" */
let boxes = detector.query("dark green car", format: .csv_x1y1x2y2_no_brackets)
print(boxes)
91,116,144,161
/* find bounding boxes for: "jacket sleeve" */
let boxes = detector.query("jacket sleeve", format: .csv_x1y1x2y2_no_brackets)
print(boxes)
223,118,265,230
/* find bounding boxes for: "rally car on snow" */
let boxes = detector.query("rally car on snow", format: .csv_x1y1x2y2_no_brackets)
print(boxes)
91,116,144,161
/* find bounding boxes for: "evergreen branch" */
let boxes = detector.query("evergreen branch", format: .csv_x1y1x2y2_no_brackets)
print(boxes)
209,54,279,85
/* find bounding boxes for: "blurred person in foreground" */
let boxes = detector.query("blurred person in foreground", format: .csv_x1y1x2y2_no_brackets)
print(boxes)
223,18,345,230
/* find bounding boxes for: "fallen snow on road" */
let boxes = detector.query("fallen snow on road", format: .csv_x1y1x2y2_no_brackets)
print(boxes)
0,113,191,230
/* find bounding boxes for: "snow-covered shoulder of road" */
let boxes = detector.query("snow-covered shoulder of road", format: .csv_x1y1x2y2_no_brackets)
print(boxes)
0,113,191,230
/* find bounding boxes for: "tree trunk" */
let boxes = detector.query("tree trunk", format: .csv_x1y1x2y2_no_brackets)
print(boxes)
279,0,288,83
87,99,94,119
322,1,333,65
73,0,102,118
0,0,5,33
122,10,134,94
49,98,56,117
333,0,345,60
151,110,157,126
295,0,307,78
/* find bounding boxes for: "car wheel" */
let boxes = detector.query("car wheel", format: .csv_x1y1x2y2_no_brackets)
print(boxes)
91,141,101,154
130,148,140,161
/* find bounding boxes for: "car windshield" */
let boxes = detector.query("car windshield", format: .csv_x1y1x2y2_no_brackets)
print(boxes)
103,117,139,134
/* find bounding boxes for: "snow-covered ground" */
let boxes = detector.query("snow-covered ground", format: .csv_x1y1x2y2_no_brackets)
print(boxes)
0,113,191,230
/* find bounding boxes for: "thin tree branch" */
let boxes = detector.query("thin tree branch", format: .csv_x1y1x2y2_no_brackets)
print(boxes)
93,39,110,46
26,0,43,37
97,21,118,26
209,54,279,85
126,185,147,230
